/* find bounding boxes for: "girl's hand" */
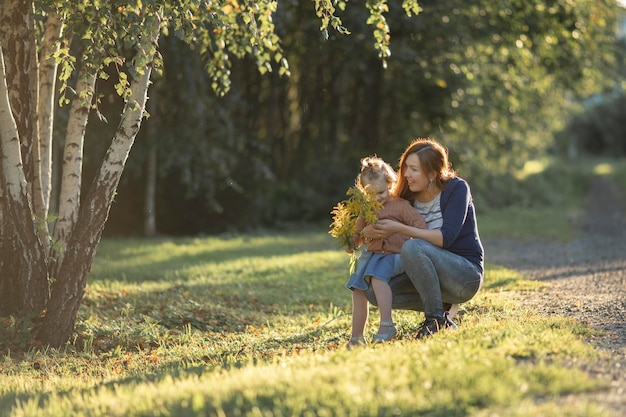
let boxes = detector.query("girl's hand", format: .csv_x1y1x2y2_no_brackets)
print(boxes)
343,245,354,254
361,224,378,241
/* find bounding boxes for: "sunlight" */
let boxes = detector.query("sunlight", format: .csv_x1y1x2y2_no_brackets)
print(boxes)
593,163,614,175
516,159,548,180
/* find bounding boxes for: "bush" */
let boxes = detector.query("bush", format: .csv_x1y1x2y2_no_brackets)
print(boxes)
472,158,592,211
555,92,626,157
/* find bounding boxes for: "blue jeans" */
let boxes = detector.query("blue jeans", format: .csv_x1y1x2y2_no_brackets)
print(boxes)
365,239,483,317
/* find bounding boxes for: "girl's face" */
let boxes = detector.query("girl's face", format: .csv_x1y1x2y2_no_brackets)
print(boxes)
364,178,391,205
403,153,433,193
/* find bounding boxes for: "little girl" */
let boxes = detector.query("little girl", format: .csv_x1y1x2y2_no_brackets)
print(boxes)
345,156,426,347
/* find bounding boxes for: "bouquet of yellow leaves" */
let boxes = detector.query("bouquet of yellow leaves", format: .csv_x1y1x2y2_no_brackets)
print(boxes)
329,186,383,274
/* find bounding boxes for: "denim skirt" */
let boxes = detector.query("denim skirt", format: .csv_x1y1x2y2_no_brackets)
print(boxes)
345,251,402,291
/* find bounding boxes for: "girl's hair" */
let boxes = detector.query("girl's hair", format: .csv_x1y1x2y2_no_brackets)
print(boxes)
395,138,456,200
356,156,397,193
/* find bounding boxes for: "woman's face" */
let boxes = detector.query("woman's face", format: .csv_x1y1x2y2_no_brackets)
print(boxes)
363,178,391,205
403,153,432,193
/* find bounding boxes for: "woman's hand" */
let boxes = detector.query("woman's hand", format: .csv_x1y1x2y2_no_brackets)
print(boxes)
372,219,402,237
362,219,401,241
374,218,444,247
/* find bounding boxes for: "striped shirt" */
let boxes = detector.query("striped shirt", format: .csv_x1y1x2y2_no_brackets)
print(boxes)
413,193,443,230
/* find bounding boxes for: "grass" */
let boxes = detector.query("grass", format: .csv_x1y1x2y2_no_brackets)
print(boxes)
479,156,626,241
1,157,623,417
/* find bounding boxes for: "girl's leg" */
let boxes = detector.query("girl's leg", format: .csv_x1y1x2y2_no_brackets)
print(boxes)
371,278,393,326
371,278,397,341
351,289,369,338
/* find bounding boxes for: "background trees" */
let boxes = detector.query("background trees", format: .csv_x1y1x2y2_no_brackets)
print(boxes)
104,0,624,236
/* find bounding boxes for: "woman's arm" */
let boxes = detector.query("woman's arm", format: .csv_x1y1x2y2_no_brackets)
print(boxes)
438,179,471,248
363,220,444,247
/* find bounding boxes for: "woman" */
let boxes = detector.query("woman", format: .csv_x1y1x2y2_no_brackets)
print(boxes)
363,138,484,338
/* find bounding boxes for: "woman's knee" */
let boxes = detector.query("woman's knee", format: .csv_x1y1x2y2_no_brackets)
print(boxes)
401,239,433,262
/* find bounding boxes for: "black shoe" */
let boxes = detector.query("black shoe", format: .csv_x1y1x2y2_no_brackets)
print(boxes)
416,312,457,339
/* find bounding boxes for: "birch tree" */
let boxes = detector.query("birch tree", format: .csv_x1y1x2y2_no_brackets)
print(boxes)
0,0,422,348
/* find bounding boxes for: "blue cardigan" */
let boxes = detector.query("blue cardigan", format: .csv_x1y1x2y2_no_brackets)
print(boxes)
437,177,484,272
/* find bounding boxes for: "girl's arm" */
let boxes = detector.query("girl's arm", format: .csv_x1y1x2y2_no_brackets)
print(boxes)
346,216,367,252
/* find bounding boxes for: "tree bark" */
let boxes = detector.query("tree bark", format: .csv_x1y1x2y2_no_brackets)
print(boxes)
51,67,96,274
144,142,157,237
0,0,39,202
144,92,157,237
0,44,49,316
37,11,63,221
38,17,161,346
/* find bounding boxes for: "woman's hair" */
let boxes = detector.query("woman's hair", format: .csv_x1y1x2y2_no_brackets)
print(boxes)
356,156,397,193
395,138,456,200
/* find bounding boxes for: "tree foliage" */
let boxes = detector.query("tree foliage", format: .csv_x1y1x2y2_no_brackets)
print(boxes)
102,0,623,236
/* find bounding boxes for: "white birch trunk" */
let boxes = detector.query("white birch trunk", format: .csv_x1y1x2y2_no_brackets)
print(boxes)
52,68,96,268
0,0,36,201
37,11,63,219
27,19,46,245
93,78,151,212
0,46,28,203
144,93,157,237
88,16,161,215
144,137,158,237
0,44,49,313
1,0,48,253
143,132,157,237
39,16,162,347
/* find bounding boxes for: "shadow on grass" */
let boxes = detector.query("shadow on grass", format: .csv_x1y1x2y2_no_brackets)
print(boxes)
91,230,337,284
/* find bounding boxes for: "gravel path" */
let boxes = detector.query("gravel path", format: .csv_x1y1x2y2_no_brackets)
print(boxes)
483,175,626,416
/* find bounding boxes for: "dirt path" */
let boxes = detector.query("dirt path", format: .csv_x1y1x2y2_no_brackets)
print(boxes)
483,175,626,416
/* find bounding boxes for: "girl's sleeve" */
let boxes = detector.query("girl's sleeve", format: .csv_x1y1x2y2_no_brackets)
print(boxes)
351,216,367,246
440,180,470,248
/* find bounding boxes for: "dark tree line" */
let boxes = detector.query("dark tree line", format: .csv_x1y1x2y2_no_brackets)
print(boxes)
87,0,623,236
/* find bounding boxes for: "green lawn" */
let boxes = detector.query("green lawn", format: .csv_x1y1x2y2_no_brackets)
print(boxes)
1,158,624,417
